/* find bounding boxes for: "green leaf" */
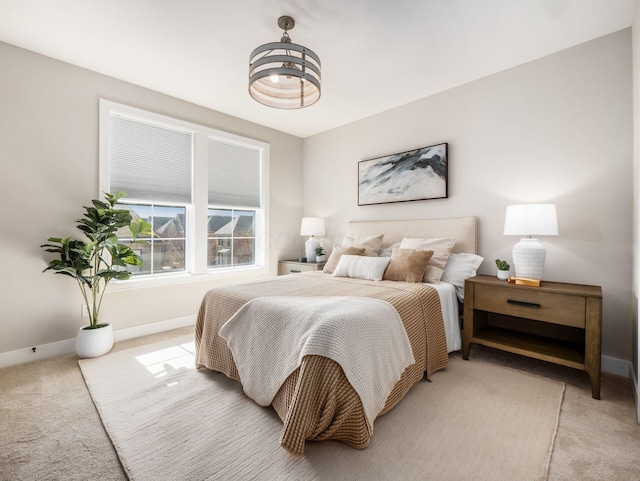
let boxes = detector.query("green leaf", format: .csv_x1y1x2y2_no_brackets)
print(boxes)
92,200,109,210
129,219,153,239
123,254,143,266
104,191,127,207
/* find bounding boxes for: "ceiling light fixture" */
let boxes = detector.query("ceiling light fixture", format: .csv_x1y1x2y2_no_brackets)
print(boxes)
249,16,321,109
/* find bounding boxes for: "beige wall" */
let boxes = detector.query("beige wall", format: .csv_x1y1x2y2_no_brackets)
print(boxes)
303,30,634,362
632,1,640,417
0,41,303,354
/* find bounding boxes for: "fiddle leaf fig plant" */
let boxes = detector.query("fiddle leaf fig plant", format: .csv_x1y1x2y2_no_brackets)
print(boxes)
41,191,152,329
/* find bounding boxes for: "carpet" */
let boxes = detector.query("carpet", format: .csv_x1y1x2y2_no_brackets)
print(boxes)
79,334,564,481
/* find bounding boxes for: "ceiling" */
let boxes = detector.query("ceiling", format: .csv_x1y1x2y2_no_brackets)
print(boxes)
0,0,635,138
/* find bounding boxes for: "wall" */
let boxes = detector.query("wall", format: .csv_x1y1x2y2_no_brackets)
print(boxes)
303,30,633,363
632,1,640,420
0,41,303,355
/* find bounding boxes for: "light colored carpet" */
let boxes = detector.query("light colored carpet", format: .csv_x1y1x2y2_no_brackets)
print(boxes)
79,334,564,481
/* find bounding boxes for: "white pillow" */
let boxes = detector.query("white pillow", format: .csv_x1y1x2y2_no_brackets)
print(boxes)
377,242,401,258
341,233,385,257
441,253,484,302
332,255,391,282
399,236,457,283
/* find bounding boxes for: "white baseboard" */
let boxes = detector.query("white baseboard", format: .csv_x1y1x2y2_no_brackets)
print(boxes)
601,355,633,378
113,315,195,342
0,315,196,370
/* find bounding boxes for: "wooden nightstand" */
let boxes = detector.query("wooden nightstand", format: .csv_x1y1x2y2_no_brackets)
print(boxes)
463,275,602,399
278,259,326,275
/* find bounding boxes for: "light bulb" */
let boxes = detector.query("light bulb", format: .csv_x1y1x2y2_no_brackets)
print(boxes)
270,74,279,83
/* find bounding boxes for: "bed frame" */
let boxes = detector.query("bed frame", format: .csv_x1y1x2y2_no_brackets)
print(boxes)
346,216,477,254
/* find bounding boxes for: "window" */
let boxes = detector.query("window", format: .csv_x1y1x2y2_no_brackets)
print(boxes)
207,209,255,268
117,204,187,275
99,100,269,281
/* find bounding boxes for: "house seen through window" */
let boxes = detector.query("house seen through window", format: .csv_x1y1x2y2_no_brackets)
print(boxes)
207,209,255,268
100,99,269,280
115,204,187,275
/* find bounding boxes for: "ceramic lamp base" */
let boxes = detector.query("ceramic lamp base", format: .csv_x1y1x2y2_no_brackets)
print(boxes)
305,237,320,262
512,238,546,279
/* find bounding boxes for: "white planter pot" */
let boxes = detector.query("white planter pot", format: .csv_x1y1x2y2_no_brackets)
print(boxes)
315,255,326,262
497,269,510,280
76,323,114,359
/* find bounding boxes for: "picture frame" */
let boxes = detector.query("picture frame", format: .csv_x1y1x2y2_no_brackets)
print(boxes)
358,143,448,206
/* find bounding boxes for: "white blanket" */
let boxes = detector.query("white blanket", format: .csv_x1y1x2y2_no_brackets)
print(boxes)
219,296,415,433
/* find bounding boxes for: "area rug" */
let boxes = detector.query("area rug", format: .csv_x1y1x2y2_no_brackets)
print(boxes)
79,334,564,481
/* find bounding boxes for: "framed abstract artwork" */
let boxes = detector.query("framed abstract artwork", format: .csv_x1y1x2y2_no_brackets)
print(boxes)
358,143,448,206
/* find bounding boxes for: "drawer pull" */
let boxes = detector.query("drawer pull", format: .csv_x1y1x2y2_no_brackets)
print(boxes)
507,299,541,309
290,269,301,273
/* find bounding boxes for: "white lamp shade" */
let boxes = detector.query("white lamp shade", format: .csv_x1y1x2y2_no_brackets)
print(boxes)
300,217,325,237
504,204,558,236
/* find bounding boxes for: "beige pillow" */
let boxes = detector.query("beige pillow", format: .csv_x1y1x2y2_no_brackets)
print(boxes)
323,246,366,274
399,236,457,283
383,248,434,282
341,233,384,257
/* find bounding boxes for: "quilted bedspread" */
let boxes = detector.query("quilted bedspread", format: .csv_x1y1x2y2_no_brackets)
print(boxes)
195,272,448,455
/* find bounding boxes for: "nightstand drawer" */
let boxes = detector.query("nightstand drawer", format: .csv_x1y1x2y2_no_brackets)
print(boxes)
474,284,586,328
278,261,322,275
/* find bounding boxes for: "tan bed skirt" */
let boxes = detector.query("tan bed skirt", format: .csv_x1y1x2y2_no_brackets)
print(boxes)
195,272,448,455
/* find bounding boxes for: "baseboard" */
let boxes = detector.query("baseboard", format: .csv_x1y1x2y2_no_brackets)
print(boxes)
0,315,196,370
112,315,195,342
601,355,633,378
630,362,639,423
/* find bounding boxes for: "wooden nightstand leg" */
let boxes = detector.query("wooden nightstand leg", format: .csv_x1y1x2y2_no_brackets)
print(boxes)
462,282,474,360
587,371,601,400
585,297,602,400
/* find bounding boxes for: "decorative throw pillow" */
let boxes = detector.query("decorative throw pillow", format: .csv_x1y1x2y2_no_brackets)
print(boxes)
332,255,391,282
341,233,385,257
323,246,366,274
441,252,484,302
382,248,434,282
377,242,401,258
399,236,457,283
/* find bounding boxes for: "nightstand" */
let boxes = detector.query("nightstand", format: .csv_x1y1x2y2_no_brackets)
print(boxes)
278,259,326,275
463,275,602,399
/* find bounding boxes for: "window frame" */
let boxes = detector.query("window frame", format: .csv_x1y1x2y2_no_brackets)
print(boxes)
99,99,270,289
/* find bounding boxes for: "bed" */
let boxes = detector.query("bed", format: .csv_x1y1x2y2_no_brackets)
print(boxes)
195,216,478,455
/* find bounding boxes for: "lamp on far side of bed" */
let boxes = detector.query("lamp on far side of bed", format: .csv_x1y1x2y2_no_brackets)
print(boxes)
300,217,325,262
503,204,558,280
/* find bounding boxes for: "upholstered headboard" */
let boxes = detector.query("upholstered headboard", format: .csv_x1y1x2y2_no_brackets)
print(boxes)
345,216,477,254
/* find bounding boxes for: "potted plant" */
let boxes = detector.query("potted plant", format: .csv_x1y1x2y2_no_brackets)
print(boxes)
495,259,510,280
315,246,326,263
41,191,152,358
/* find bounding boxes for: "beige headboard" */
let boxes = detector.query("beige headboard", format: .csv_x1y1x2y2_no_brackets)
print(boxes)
346,216,477,254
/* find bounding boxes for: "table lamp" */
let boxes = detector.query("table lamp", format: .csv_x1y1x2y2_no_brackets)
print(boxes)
503,204,558,280
300,217,325,262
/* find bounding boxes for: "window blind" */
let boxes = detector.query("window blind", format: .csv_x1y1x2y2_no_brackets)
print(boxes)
208,139,261,208
109,115,192,203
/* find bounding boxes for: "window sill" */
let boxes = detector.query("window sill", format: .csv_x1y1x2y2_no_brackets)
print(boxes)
107,265,270,291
